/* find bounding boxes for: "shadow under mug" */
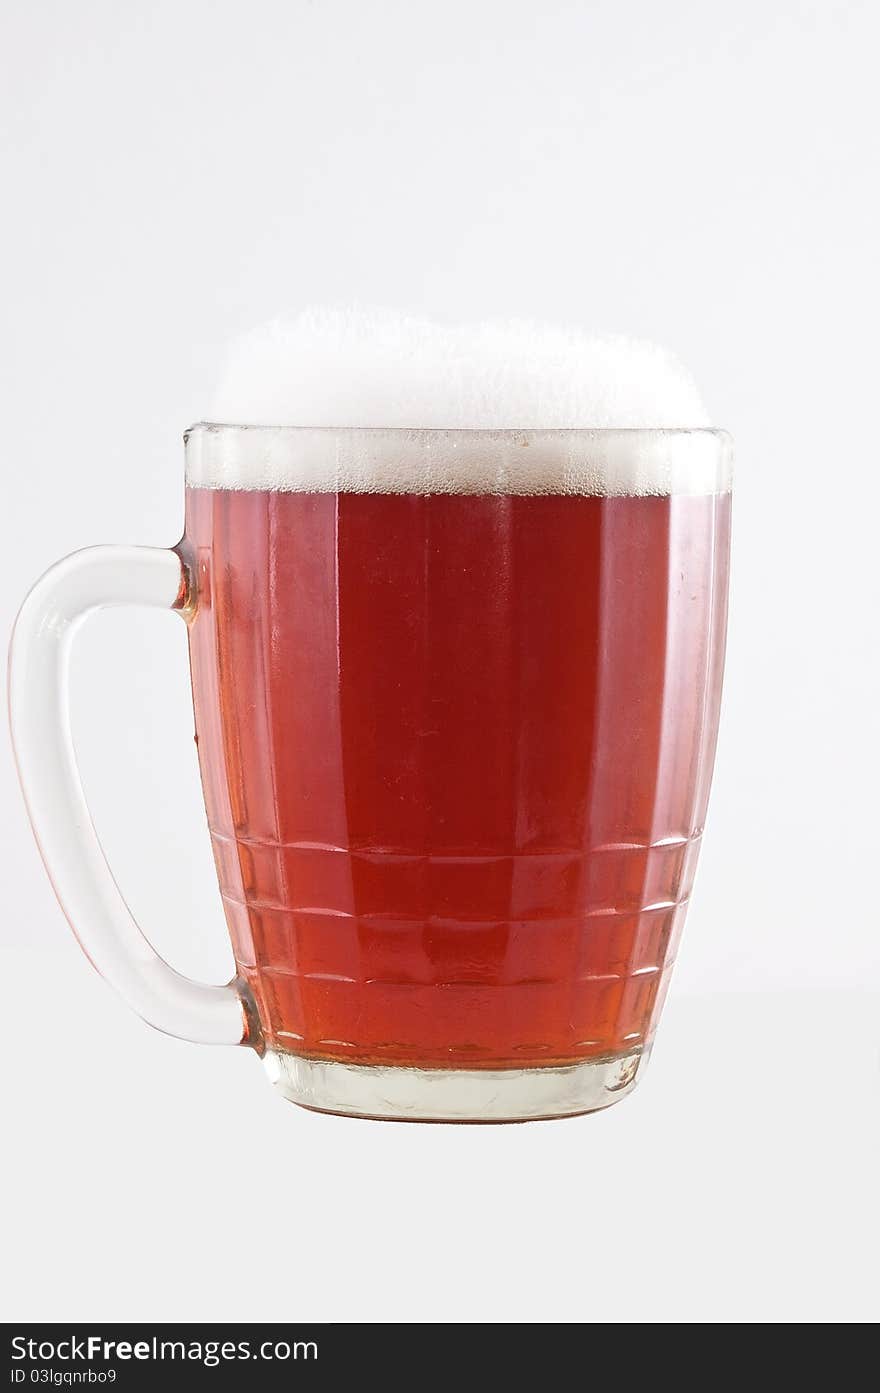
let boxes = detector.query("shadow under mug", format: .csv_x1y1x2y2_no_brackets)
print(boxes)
10,425,732,1121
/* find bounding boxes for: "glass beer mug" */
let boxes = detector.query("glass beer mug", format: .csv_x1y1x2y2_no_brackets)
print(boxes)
10,426,731,1122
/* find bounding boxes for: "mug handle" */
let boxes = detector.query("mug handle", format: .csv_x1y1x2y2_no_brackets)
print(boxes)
8,545,251,1046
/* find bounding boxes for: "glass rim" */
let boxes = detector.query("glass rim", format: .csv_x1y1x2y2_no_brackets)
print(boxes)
184,423,733,495
185,421,730,442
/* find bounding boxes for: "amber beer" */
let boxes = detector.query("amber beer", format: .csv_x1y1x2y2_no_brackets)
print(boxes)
183,435,730,1082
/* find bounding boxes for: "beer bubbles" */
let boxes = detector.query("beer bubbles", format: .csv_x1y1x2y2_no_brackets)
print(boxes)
210,307,708,431
198,310,717,498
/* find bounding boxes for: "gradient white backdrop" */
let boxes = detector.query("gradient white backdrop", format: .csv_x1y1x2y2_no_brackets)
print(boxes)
2,0,878,1323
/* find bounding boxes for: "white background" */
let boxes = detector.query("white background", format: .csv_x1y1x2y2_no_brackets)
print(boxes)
1,0,878,1323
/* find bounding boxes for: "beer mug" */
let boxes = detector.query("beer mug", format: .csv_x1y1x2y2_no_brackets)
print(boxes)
10,426,732,1122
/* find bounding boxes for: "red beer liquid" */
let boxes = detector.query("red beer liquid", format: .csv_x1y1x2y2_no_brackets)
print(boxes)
183,488,730,1069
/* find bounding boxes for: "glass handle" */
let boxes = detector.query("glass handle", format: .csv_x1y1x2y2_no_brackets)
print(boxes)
9,545,250,1046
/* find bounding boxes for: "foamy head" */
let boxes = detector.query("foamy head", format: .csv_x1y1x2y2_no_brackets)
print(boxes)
189,309,730,495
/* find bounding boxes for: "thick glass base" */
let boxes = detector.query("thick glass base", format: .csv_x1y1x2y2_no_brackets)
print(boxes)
263,1046,649,1122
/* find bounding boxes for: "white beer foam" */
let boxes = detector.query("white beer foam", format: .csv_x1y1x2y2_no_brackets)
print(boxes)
190,308,727,494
